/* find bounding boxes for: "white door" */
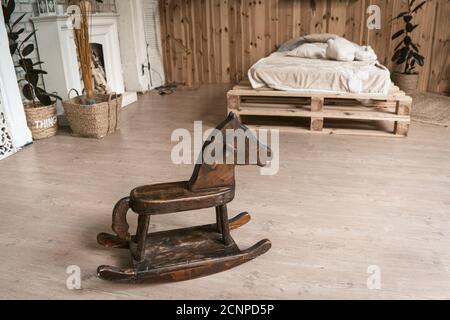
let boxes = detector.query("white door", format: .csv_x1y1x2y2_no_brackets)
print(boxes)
141,0,165,88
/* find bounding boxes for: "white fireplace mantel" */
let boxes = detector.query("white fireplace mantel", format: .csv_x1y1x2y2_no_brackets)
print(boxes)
32,13,137,115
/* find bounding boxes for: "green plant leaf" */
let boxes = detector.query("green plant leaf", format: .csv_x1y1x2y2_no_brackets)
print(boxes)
392,46,410,63
414,56,424,66
412,1,427,13
394,41,404,52
390,11,407,21
21,30,36,44
12,12,26,28
392,29,405,40
3,0,16,25
9,43,18,55
397,56,407,65
411,42,419,52
405,23,413,32
401,47,410,60
409,24,419,33
404,36,412,45
392,48,403,61
403,15,412,23
34,87,62,103
33,61,45,66
25,73,39,87
17,28,25,34
7,0,15,15
22,43,34,57
413,52,425,60
394,47,410,65
28,69,48,75
406,23,418,33
36,95,52,106
19,58,33,71
22,83,34,100
35,87,53,106
45,92,62,101
9,31,20,41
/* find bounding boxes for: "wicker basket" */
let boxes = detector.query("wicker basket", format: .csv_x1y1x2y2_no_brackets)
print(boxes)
24,102,58,140
392,72,419,94
62,90,122,138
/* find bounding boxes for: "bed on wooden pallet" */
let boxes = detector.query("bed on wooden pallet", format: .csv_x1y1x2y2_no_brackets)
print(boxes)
227,80,412,137
227,34,412,137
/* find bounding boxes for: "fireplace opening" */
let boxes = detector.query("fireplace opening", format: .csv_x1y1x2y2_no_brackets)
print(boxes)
90,43,110,94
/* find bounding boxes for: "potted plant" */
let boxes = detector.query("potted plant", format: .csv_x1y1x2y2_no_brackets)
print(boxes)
62,0,122,139
3,0,61,140
391,0,427,94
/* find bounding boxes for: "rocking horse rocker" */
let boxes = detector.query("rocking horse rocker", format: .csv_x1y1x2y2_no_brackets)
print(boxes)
97,112,272,282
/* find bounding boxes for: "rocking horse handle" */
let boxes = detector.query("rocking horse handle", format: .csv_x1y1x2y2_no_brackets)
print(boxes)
111,197,131,241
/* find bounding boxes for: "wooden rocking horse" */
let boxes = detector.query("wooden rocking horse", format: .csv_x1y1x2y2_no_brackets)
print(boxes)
97,112,272,282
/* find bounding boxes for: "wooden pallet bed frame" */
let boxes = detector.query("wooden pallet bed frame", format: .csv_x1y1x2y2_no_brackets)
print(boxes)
227,81,413,137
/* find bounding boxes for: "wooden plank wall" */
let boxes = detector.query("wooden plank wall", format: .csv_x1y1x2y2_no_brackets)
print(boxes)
159,0,450,93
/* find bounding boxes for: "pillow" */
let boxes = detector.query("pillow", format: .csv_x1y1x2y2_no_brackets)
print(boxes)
304,33,338,43
287,43,328,59
277,33,338,52
355,46,378,61
326,37,359,61
277,37,307,52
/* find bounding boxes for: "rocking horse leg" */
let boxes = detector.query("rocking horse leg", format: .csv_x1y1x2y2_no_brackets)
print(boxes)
218,204,232,245
134,215,151,262
215,207,222,233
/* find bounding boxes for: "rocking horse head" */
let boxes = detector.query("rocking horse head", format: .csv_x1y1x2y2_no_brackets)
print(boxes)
188,112,272,192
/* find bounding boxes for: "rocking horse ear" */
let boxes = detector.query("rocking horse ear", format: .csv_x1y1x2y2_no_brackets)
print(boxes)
228,112,237,119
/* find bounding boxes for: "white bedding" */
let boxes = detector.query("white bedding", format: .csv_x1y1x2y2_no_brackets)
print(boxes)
248,51,391,95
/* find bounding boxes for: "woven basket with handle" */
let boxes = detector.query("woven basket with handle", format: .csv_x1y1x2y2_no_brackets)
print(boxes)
24,102,58,140
62,89,122,139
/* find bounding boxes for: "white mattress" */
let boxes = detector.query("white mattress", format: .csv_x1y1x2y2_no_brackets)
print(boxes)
248,52,391,95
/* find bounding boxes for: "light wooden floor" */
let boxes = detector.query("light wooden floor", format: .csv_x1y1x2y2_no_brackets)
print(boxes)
1,85,450,299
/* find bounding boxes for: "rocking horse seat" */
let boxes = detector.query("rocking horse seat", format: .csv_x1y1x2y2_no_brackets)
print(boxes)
130,181,235,215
